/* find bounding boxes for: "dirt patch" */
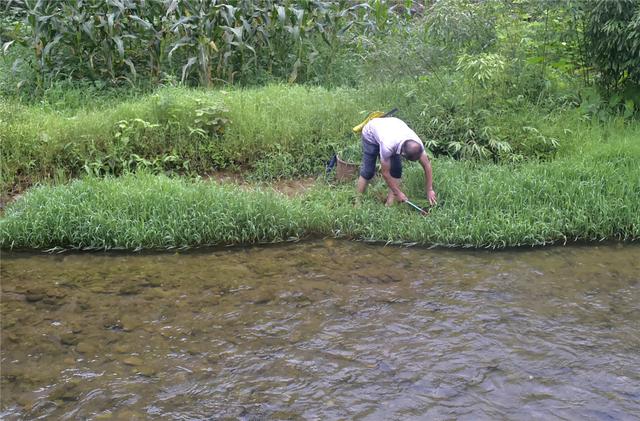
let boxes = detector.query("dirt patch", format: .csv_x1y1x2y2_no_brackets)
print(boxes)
205,170,246,185
204,171,318,197
268,177,318,197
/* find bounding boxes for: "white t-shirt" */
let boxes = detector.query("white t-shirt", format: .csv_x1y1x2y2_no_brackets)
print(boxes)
361,117,423,161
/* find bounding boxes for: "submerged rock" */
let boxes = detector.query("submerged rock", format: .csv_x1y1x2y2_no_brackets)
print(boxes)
118,284,142,295
120,316,142,332
60,333,79,346
136,365,157,377
49,381,82,402
113,344,131,354
107,409,146,420
76,342,97,355
25,293,44,302
122,356,144,366
102,317,123,331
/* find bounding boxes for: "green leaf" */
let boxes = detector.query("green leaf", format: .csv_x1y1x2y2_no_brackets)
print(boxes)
276,5,286,24
124,58,136,79
181,56,197,82
2,40,15,55
113,36,124,58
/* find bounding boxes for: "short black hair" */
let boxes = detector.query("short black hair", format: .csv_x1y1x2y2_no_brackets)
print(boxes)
402,140,423,161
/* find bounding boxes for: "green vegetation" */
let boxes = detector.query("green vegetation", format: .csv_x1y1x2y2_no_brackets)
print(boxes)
1,0,639,249
586,0,640,93
0,85,362,191
1,0,402,91
0,79,587,192
2,122,638,249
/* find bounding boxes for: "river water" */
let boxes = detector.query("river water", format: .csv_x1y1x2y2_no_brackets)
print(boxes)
1,241,639,420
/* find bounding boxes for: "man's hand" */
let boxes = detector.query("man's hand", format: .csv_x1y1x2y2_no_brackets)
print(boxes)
419,153,437,206
396,191,408,203
427,189,437,206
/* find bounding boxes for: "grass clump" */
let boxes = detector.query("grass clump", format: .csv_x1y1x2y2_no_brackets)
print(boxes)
0,173,306,250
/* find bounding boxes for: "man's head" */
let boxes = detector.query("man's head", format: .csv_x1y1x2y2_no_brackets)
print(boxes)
401,140,424,161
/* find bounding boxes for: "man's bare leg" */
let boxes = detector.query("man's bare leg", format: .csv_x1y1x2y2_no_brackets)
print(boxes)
357,176,369,194
355,176,369,206
385,177,401,206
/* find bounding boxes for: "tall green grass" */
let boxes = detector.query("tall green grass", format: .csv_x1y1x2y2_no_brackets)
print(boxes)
0,173,306,250
0,85,363,192
0,81,599,194
2,130,638,250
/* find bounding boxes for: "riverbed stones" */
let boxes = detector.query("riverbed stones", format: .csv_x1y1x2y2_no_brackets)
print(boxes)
288,331,304,343
14,393,36,412
120,316,141,332
2,364,21,382
77,299,91,311
118,284,142,295
76,342,97,355
88,285,111,294
45,288,66,299
102,317,123,330
136,365,157,377
3,315,17,329
247,260,282,277
32,341,61,357
25,292,44,302
69,323,83,334
138,276,162,288
249,288,276,305
60,333,79,346
5,331,19,343
113,344,131,354
49,381,82,402
122,356,144,366
143,287,171,300
108,409,147,420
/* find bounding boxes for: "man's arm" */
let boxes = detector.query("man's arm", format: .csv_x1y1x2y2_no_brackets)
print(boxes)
419,152,437,205
380,159,408,203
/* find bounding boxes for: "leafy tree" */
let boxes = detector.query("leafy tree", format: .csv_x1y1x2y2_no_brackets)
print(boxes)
586,0,640,93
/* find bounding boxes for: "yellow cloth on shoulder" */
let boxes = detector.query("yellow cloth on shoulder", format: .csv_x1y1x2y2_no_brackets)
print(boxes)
352,111,386,134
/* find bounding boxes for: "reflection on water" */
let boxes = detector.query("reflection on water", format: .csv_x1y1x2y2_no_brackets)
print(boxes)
1,241,639,420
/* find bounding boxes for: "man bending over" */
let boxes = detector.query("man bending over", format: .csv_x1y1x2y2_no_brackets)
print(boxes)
358,117,437,206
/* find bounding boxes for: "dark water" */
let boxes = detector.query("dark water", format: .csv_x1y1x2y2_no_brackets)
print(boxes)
1,241,639,420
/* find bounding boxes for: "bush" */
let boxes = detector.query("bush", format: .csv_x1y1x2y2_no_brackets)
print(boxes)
586,0,640,93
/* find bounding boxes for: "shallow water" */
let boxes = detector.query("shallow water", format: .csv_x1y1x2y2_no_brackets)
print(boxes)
1,241,639,420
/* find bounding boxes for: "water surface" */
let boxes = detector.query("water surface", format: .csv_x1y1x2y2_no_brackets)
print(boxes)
1,241,639,419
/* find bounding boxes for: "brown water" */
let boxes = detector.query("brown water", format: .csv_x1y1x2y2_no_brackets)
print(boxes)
1,241,639,420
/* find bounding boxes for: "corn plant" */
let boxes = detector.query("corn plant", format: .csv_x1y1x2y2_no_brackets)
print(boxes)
3,0,408,89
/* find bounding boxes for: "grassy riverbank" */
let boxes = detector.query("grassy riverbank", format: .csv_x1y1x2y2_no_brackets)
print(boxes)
1,79,579,195
2,122,638,249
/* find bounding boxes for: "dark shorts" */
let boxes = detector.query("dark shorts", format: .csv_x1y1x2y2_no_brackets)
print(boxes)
360,138,402,180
